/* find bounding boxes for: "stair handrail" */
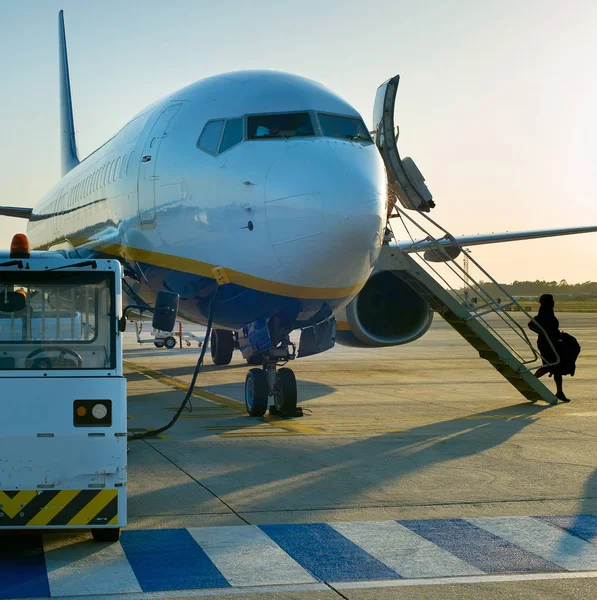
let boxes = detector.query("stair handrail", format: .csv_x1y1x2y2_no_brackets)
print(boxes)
389,205,561,372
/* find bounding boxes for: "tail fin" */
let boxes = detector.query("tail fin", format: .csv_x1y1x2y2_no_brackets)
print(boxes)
59,10,80,176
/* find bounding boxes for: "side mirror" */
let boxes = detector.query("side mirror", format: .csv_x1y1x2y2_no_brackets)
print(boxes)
152,291,179,332
0,291,26,313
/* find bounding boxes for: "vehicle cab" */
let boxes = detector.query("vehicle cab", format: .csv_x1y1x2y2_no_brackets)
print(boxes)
0,235,126,541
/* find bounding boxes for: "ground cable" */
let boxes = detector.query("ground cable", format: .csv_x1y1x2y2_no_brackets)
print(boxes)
128,286,220,441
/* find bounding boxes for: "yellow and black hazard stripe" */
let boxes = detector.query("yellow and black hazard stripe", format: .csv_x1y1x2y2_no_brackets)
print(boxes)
0,490,118,527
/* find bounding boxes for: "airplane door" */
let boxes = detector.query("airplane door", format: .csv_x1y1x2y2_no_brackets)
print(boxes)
373,75,434,214
137,103,182,226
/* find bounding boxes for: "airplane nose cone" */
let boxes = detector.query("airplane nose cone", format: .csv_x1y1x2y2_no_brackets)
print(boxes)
265,141,386,290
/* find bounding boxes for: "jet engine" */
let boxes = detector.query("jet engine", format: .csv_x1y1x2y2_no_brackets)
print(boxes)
337,270,433,347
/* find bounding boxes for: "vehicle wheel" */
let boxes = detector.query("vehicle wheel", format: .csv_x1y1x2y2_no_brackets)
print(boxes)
245,368,268,416
275,368,297,417
91,528,120,542
211,329,234,365
154,340,165,348
164,336,177,349
246,353,263,365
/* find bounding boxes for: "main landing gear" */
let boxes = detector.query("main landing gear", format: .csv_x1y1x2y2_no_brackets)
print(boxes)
244,338,298,418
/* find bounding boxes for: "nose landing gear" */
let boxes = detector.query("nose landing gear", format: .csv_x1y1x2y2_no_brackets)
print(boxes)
243,337,300,418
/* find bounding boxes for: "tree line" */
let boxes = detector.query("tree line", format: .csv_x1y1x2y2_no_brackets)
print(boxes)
467,280,597,298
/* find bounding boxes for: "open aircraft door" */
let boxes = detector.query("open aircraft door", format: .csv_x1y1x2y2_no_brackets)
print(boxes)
373,75,434,215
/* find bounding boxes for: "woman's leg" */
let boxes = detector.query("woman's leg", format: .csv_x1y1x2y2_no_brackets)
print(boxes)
535,367,549,378
554,374,563,395
554,374,570,401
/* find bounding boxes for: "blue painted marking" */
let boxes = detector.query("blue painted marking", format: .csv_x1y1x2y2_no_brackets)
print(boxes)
0,535,50,599
399,518,565,574
539,515,597,543
120,528,230,592
259,523,401,582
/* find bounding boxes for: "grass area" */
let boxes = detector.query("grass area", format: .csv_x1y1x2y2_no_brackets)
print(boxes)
509,301,597,313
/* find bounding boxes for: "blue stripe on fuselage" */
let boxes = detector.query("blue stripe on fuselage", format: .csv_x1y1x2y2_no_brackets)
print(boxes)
128,260,351,330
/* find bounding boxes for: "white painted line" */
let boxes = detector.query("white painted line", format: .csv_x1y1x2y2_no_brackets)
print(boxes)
467,517,597,571
43,536,142,596
45,572,597,599
50,582,329,600
332,569,597,589
331,520,483,578
187,525,317,587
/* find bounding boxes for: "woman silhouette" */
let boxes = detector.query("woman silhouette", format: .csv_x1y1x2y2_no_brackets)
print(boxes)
529,294,569,402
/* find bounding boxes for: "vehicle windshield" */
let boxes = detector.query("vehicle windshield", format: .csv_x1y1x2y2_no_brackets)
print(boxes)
318,113,372,142
0,271,115,370
247,113,314,139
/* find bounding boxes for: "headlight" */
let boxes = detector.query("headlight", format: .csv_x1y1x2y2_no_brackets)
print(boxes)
74,400,112,427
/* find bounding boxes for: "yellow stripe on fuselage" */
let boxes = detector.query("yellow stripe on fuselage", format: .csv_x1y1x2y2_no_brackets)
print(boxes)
94,242,366,300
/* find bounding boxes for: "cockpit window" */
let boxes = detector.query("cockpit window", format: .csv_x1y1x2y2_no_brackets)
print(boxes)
248,113,314,139
318,114,372,143
219,118,243,153
197,120,224,154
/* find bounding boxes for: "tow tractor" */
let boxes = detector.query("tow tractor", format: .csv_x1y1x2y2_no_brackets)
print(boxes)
0,234,126,541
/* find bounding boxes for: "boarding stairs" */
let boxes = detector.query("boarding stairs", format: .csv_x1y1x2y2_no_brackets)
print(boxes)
382,207,559,405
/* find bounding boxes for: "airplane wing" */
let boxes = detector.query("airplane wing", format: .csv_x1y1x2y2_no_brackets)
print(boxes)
394,225,597,261
0,207,33,219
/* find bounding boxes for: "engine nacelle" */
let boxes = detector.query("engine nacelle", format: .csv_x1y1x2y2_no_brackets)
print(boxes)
337,270,433,347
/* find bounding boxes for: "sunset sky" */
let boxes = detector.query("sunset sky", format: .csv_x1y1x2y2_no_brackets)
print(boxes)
1,0,596,283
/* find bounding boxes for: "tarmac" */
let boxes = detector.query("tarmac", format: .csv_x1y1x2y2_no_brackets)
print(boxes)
4,312,597,599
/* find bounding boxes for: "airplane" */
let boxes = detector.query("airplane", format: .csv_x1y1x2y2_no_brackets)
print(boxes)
2,11,597,418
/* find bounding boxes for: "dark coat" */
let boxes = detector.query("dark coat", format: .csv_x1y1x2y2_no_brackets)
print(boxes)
528,311,580,376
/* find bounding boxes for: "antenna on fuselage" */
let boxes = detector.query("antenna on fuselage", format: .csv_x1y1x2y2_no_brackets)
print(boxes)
58,10,80,176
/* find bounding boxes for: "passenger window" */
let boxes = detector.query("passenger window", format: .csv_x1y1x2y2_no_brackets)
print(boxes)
247,113,314,139
219,119,243,153
115,157,122,180
197,120,224,155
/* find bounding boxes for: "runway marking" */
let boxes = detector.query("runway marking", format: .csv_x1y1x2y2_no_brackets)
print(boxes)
177,414,242,419
259,522,400,581
332,570,597,590
120,529,230,592
0,535,49,600
539,514,597,542
188,525,316,587
467,516,597,571
330,520,483,578
44,537,141,597
5,516,597,597
400,518,564,574
123,361,242,412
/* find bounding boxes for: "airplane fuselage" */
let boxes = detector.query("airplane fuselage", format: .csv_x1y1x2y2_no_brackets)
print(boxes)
27,71,387,331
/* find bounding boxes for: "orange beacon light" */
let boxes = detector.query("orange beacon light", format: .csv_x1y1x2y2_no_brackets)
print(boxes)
10,234,30,259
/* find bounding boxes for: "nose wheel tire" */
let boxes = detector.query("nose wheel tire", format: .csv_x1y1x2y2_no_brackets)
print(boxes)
245,368,268,416
211,329,234,365
275,368,298,417
164,336,177,349
246,354,263,365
